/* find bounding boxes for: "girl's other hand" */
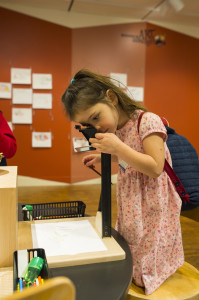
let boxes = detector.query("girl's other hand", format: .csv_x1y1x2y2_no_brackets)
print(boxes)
82,154,101,168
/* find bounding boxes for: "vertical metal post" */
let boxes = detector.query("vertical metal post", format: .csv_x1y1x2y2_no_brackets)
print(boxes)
101,153,111,237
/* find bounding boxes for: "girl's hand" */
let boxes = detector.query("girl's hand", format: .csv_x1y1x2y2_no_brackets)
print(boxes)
89,133,122,155
82,153,101,168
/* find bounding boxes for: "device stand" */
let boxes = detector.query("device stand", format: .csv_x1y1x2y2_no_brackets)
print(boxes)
98,153,112,238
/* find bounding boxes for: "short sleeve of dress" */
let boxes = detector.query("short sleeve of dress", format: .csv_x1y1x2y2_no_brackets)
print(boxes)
139,112,167,142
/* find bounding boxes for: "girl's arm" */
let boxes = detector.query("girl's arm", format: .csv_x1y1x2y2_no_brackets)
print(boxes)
117,133,165,177
90,132,165,178
111,155,118,162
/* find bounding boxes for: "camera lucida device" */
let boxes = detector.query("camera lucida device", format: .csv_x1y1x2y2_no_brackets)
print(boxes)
75,124,97,151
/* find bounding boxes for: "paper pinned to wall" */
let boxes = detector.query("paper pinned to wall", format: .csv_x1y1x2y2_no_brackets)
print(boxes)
73,137,90,152
31,220,107,257
12,108,32,124
11,68,31,84
13,88,32,104
8,122,13,131
33,93,52,109
32,132,52,148
126,86,144,102
32,73,52,90
0,82,12,99
110,72,127,88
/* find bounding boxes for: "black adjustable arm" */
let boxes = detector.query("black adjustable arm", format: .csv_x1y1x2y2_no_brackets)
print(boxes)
75,125,112,238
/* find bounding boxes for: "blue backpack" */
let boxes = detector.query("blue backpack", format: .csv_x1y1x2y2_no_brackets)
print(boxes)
138,112,199,211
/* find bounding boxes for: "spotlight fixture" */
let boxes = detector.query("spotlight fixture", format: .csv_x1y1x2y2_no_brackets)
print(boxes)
154,34,166,47
168,0,184,12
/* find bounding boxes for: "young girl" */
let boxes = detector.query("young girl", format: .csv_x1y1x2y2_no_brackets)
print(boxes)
61,69,184,295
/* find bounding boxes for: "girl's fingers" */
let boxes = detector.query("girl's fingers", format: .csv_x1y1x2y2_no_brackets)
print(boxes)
84,160,95,168
82,155,93,162
89,134,104,143
95,133,104,139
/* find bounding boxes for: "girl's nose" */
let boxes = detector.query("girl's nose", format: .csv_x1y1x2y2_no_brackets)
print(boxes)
95,125,101,132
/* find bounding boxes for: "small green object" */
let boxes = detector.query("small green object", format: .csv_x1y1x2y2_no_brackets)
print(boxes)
25,205,33,215
23,205,33,220
24,257,44,283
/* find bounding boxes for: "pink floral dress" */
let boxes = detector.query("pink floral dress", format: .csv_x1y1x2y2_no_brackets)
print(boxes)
115,111,184,295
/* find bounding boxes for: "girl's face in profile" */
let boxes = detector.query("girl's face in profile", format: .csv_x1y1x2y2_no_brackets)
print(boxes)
73,102,119,134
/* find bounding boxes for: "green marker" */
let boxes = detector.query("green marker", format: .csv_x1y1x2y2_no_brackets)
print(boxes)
24,257,44,283
22,205,33,220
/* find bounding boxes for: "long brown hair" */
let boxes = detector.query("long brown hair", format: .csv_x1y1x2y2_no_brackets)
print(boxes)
62,69,147,120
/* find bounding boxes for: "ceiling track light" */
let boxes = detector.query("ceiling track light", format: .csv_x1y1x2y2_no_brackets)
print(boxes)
168,0,184,12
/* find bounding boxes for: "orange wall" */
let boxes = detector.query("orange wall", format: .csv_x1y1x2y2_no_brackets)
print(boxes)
145,23,199,153
0,7,72,182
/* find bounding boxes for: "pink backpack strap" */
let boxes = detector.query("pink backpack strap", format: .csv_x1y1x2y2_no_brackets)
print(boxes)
137,111,145,134
137,111,190,203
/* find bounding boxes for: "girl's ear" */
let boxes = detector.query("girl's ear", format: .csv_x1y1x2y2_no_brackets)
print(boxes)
106,89,118,106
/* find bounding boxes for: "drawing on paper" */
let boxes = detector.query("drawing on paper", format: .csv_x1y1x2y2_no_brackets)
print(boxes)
0,82,12,99
32,74,52,90
126,86,144,102
13,88,32,104
33,93,52,109
32,132,52,148
11,68,31,84
12,108,32,124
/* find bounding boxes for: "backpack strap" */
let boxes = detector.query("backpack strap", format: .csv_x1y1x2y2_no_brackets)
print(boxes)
164,160,190,203
137,111,145,134
137,112,190,204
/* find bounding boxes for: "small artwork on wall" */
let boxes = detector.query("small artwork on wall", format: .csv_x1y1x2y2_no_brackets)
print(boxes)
32,73,52,90
32,132,52,148
0,82,12,99
8,122,13,132
73,137,90,152
12,88,32,104
11,68,31,85
33,93,52,109
126,86,144,102
110,72,127,88
12,108,32,124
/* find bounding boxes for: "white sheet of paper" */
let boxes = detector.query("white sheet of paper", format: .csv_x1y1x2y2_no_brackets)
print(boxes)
32,132,52,148
110,72,127,88
126,86,144,102
12,108,32,124
33,93,52,109
11,68,31,84
32,74,52,90
7,122,13,131
13,88,32,104
0,82,12,99
31,220,107,257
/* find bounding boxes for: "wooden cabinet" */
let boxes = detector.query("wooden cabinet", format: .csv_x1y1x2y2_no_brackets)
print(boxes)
0,167,18,267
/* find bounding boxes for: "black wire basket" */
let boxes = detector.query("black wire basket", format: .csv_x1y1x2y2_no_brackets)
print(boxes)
22,201,86,221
